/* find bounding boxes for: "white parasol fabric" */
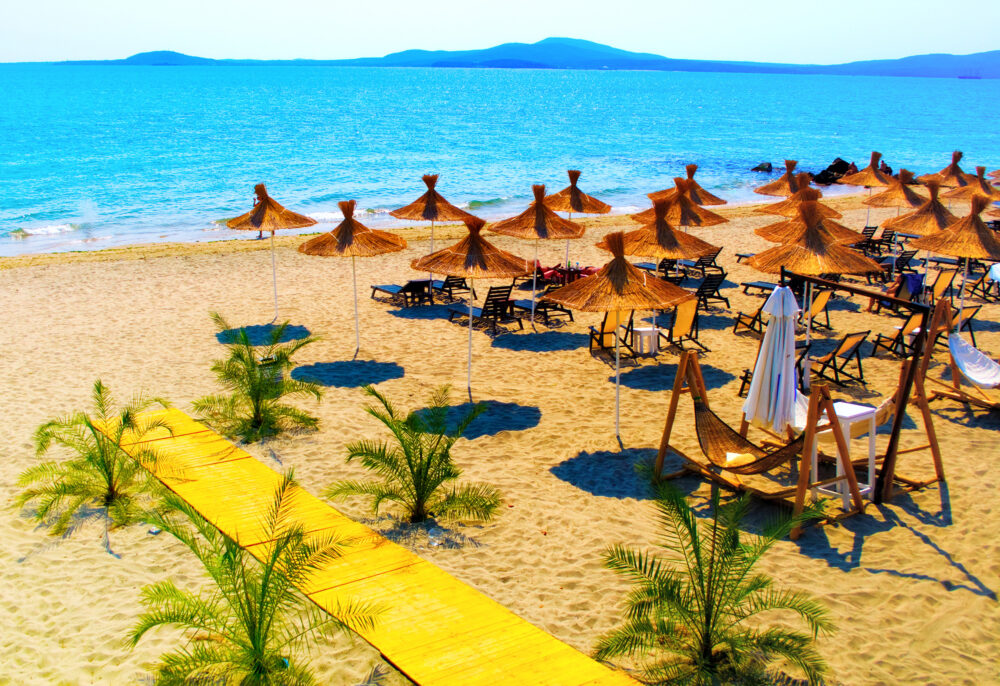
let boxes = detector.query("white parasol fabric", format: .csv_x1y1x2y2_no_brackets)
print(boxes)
742,286,802,433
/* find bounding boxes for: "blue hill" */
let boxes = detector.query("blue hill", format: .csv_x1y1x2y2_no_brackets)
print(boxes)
57,38,1000,79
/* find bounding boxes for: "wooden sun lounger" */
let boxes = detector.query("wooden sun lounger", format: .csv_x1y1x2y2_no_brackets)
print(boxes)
97,409,635,686
371,280,434,306
741,281,777,296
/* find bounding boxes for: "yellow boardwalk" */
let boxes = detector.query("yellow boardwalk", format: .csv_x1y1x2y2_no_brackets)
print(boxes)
108,409,637,686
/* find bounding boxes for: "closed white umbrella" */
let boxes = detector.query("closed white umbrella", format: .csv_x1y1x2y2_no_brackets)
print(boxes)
742,286,801,434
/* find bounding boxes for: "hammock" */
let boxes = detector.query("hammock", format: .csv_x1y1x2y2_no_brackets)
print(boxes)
949,334,1000,389
693,395,805,475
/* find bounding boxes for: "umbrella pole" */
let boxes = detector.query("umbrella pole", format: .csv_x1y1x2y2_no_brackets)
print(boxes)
865,187,872,225
351,255,360,359
615,318,622,448
565,213,572,268
428,220,435,283
531,240,539,329
269,230,279,323
467,278,474,401
956,261,969,334
806,281,813,346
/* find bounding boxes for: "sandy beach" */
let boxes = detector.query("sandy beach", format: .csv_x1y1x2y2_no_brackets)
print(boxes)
2,192,998,685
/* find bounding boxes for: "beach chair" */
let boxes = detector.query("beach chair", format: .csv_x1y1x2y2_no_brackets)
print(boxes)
872,228,897,255
733,304,766,336
589,310,636,358
931,305,982,349
678,248,724,278
432,275,476,300
852,226,879,255
447,285,522,334
371,280,434,306
510,285,573,325
512,262,557,289
927,334,1000,412
926,269,956,304
659,298,708,351
691,273,730,311
735,252,755,263
964,272,999,303
807,331,870,386
741,281,777,296
797,289,833,331
870,312,923,357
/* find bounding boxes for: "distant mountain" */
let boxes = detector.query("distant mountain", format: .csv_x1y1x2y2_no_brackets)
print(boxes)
58,38,1000,79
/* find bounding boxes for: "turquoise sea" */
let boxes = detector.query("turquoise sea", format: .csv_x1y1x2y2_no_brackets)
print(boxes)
1,64,998,255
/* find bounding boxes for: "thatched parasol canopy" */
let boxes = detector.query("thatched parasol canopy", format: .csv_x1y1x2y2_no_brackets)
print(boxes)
298,201,406,258
864,169,926,209
747,202,881,276
754,160,802,197
648,164,726,206
988,169,1000,180
390,174,475,222
918,151,968,187
542,232,693,313
755,209,864,245
598,200,719,260
910,196,1000,260
544,170,611,214
987,206,1000,219
882,180,958,236
489,185,585,240
755,179,842,219
412,217,531,278
839,151,891,188
631,179,728,226
227,184,317,232
943,166,1000,201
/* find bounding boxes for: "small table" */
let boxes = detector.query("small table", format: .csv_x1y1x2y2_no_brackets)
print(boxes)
631,326,660,355
809,401,877,508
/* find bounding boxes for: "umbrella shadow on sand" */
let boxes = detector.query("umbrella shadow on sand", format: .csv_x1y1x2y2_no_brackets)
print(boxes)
387,304,455,321
291,361,404,388
616,362,735,392
217,323,311,345
413,400,541,439
549,448,705,500
491,331,588,353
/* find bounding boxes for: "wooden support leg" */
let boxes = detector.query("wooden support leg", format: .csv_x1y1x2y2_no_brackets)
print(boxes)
791,391,822,540
655,351,691,478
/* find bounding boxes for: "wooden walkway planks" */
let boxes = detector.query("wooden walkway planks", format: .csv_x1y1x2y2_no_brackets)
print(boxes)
108,409,637,686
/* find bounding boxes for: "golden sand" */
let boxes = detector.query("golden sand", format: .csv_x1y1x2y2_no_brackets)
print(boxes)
2,193,998,685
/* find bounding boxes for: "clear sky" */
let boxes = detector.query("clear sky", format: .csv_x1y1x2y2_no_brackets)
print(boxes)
3,0,999,64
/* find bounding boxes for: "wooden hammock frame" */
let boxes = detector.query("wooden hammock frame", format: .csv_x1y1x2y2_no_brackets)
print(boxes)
654,350,864,539
925,321,1000,411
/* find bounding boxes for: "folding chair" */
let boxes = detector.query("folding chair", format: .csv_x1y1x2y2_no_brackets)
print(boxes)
733,304,765,336
964,272,999,303
659,298,708,351
870,312,923,357
926,269,956,305
797,289,833,331
691,273,730,310
808,331,870,386
589,310,636,358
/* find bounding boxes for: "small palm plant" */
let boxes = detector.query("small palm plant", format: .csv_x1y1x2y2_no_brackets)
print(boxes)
194,312,322,443
595,484,833,685
326,385,501,524
128,471,379,684
15,379,170,540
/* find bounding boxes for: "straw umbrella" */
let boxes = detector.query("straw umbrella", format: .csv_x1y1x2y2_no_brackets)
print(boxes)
298,200,406,358
391,174,475,280
943,166,1000,202
748,202,881,358
755,212,864,245
755,180,842,219
489,184,585,326
754,160,802,197
918,151,969,187
839,151,892,226
911,195,1000,335
412,217,531,399
883,180,957,235
227,184,317,322
544,170,611,267
864,169,927,215
541,232,693,444
630,179,729,226
648,164,727,206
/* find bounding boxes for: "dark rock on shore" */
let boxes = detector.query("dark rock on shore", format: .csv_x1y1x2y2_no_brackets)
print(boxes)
751,162,773,172
813,157,854,185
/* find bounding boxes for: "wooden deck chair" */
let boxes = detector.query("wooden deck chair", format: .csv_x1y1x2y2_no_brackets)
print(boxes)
660,297,708,351
926,269,956,304
511,284,573,325
932,305,982,349
852,226,879,255
733,304,765,336
447,285,522,334
797,289,833,331
964,272,999,303
589,310,636,357
874,228,897,255
807,331,870,386
654,351,865,539
692,273,730,311
871,312,922,357
432,275,476,300
679,247,724,278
